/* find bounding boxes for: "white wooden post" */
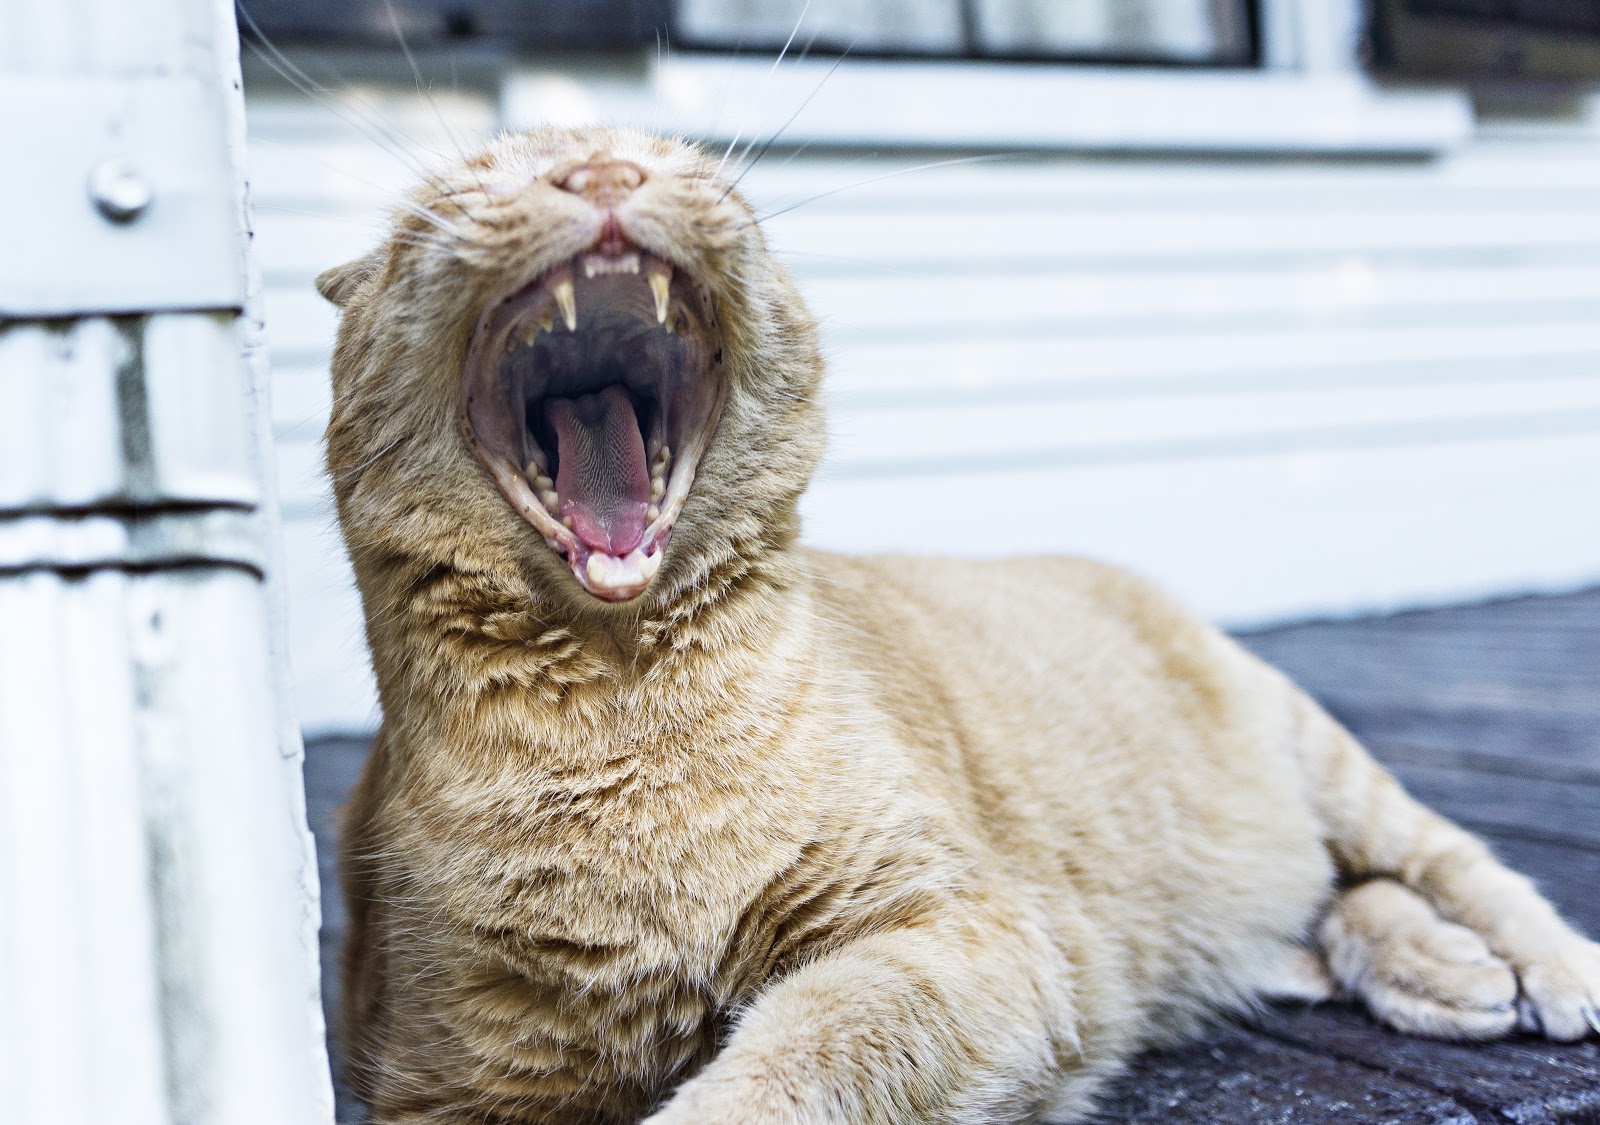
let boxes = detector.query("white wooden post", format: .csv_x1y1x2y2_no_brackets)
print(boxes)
0,1,335,1122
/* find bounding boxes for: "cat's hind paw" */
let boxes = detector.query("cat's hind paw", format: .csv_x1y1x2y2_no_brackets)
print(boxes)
1321,879,1518,1041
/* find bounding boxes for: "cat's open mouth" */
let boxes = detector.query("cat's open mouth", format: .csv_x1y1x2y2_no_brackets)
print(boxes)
464,247,723,602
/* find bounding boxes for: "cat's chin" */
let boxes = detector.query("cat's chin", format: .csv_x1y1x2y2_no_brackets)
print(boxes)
462,243,725,603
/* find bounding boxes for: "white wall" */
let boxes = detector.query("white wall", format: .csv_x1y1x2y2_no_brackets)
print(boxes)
245,66,1600,735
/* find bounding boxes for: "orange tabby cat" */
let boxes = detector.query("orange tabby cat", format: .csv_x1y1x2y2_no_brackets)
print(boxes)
319,126,1600,1124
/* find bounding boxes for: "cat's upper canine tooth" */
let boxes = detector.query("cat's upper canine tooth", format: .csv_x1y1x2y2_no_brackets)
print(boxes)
552,276,577,331
647,264,672,325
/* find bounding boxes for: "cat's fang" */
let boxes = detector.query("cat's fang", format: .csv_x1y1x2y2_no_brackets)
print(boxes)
648,265,671,325
553,276,577,331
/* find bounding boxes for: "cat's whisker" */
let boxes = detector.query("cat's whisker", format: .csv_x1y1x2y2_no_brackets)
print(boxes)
720,36,856,204
394,199,469,240
378,0,489,197
739,153,1022,230
715,0,815,180
236,2,438,177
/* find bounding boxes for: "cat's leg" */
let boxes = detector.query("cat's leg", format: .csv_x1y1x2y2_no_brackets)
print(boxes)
642,919,1098,1125
1280,682,1600,1041
1318,878,1517,1039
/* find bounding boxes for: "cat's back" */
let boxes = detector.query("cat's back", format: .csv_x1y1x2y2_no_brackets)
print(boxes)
806,548,1239,721
804,547,1327,917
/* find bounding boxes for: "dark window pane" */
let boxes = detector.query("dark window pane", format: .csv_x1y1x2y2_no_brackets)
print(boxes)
673,0,965,55
1375,0,1600,78
973,0,1254,63
673,0,1257,64
237,0,670,49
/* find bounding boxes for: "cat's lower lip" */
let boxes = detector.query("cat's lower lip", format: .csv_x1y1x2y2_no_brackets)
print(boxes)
461,245,724,602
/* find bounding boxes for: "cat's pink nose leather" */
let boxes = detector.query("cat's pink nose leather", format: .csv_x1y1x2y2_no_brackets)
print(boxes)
558,159,646,208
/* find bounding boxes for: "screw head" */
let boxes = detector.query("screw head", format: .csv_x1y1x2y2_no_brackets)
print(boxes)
88,160,152,223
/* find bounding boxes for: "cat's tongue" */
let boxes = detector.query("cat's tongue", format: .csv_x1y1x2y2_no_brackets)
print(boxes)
547,385,650,557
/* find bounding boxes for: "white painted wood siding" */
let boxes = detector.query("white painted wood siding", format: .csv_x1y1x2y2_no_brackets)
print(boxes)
245,79,1600,734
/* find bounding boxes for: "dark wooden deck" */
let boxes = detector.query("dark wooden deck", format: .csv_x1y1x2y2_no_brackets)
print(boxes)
303,588,1600,1123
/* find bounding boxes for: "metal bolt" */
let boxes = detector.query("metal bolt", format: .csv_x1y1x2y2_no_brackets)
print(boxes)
88,160,152,223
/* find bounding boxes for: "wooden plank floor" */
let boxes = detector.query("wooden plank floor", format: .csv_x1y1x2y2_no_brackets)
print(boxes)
303,588,1600,1123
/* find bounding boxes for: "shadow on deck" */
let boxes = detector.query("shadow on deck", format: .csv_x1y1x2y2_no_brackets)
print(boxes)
303,588,1600,1123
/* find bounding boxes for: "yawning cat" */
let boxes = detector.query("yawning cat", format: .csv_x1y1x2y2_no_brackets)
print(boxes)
319,126,1600,1124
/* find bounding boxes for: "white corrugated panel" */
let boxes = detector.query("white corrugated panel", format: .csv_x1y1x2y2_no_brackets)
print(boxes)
245,74,1600,735
0,0,333,1116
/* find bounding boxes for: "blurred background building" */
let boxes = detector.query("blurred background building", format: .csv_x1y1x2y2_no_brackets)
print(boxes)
236,0,1600,733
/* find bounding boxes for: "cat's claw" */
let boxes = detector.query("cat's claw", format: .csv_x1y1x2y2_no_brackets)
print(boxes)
1512,939,1600,1041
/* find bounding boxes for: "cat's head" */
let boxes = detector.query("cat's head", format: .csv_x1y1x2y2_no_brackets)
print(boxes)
319,126,825,619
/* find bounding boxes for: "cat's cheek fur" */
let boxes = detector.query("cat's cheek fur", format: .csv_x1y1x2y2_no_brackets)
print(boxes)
324,126,1600,1125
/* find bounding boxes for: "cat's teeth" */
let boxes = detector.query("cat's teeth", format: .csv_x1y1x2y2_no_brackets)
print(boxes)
653,445,671,469
536,310,554,335
646,504,660,521
524,461,542,483
648,265,672,325
533,473,553,492
540,490,560,510
553,277,577,331
639,551,661,578
650,477,665,502
561,515,574,529
583,252,640,277
586,554,607,585
520,321,539,346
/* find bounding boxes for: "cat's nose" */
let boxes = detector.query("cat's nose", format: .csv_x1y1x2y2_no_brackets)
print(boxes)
558,159,646,207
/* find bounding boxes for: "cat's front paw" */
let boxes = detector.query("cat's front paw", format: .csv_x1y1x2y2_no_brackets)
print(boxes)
644,1076,803,1125
1514,937,1600,1041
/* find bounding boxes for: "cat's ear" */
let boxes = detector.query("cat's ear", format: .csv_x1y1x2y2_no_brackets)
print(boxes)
316,251,383,308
